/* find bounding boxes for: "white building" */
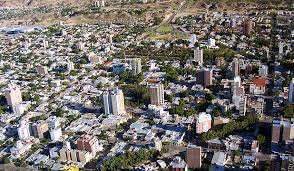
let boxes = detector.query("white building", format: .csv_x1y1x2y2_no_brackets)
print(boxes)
11,141,32,159
208,38,216,48
194,47,203,66
50,128,62,141
278,42,284,54
67,60,74,72
103,88,126,115
18,120,30,140
258,65,268,77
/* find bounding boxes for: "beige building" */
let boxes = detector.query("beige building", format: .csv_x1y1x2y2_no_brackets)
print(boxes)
31,121,49,139
36,66,49,76
60,148,92,164
5,84,22,107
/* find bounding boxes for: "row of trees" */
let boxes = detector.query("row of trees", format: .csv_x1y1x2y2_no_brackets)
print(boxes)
200,114,259,142
100,149,159,171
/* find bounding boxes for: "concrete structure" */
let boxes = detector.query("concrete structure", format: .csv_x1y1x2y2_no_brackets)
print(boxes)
196,68,213,87
208,38,216,48
77,134,101,156
5,84,22,108
103,88,126,115
289,78,294,103
149,83,164,106
232,58,239,78
131,58,142,75
169,156,188,171
258,65,268,77
88,52,102,64
244,19,253,36
36,66,49,76
272,119,294,144
31,121,49,139
67,60,74,72
186,145,202,169
194,47,203,66
18,120,30,140
279,42,284,54
196,112,212,134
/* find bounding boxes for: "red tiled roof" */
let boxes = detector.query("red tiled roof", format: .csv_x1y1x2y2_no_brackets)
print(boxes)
253,78,266,87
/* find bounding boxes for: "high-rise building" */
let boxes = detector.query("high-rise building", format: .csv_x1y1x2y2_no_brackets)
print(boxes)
194,47,203,66
103,88,126,115
190,34,197,45
42,39,48,48
282,119,294,141
291,16,294,30
130,58,142,75
239,96,247,116
230,18,236,28
88,52,102,64
48,116,62,141
244,19,253,36
149,83,164,106
208,38,216,48
77,134,100,155
18,120,30,140
196,112,212,134
289,78,294,103
232,58,240,78
279,42,284,54
272,118,294,144
5,84,22,108
67,60,74,72
186,145,202,169
196,68,213,87
231,76,241,93
258,65,268,77
31,121,49,139
36,66,49,76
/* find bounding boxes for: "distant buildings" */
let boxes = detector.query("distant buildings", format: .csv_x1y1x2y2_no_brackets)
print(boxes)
272,118,294,144
88,52,102,64
18,120,30,140
194,47,203,66
36,66,49,76
149,83,164,106
289,78,294,103
5,84,22,108
60,135,102,164
278,42,284,54
232,58,240,78
244,19,253,36
196,68,213,87
130,58,142,75
258,65,268,77
196,112,212,134
103,88,126,115
31,121,49,139
11,141,32,159
67,60,74,72
186,145,202,169
208,38,216,48
169,156,188,171
48,116,62,141
77,134,102,155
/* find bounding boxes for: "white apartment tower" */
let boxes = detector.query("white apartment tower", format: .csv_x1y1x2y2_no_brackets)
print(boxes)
194,47,203,66
103,88,126,115
18,120,30,140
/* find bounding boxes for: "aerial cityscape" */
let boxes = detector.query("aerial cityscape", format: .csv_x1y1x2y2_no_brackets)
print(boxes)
0,0,293,170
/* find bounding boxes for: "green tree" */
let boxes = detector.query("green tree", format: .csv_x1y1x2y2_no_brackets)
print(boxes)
284,104,294,118
257,134,266,145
